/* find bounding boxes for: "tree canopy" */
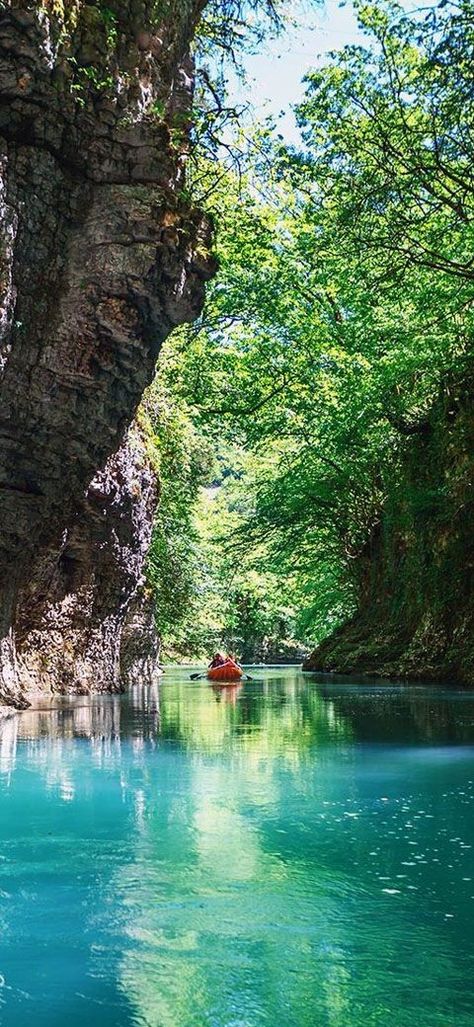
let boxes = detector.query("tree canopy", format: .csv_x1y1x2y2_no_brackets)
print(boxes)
147,0,474,661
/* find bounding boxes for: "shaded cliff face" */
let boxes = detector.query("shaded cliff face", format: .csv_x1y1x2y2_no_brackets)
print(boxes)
304,378,474,685
0,1,214,707
13,424,161,697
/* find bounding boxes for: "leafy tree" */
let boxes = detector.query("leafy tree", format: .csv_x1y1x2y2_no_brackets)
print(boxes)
141,355,216,656
159,0,474,653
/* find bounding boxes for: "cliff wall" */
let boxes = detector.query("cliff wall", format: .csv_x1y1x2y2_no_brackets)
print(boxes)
0,1,214,707
304,377,474,684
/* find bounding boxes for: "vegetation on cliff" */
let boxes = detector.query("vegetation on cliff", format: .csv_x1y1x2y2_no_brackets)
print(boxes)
148,0,474,676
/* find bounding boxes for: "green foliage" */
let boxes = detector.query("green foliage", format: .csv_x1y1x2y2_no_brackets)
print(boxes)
141,354,216,655
144,368,313,660
138,0,474,661
156,0,474,654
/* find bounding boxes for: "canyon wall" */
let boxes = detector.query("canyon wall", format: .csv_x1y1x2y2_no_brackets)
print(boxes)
304,376,474,685
0,1,214,708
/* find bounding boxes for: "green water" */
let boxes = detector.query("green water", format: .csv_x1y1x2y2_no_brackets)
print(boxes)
1,667,474,1026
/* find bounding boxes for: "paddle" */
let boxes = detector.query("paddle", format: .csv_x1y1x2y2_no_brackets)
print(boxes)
190,671,254,681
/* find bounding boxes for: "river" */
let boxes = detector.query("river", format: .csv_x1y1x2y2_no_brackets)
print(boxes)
1,665,474,1026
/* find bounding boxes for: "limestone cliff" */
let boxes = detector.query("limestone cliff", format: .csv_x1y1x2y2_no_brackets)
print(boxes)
0,1,214,707
13,424,161,697
304,375,474,685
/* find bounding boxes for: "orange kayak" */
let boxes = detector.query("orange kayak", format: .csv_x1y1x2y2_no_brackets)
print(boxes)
207,661,243,682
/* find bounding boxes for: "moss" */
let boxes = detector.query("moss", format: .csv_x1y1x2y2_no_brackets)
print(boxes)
304,374,474,685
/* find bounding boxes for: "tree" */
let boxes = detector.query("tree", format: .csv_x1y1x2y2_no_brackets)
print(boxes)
161,0,474,650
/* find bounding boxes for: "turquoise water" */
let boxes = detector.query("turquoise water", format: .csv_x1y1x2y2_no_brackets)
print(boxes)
1,667,474,1026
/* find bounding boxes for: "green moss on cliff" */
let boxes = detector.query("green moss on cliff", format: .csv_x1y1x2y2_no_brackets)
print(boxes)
304,376,474,683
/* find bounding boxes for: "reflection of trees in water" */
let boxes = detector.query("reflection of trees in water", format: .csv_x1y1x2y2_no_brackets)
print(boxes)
3,672,473,775
159,671,352,756
2,673,474,1025
113,682,474,1027
113,718,354,1027
1,673,353,769
315,682,474,744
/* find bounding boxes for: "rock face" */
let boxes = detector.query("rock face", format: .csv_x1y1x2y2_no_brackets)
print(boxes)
13,424,160,698
304,376,474,684
0,1,214,707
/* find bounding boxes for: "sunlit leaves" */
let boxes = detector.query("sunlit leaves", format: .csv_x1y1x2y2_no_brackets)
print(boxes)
149,0,474,654
172,0,474,641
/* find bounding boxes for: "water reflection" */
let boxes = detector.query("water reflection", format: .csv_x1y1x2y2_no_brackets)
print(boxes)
315,679,474,744
1,670,474,1026
3,669,474,768
2,671,474,819
158,670,352,758
210,682,242,704
0,684,161,771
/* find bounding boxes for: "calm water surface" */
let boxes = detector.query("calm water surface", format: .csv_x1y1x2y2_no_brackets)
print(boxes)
1,666,474,1026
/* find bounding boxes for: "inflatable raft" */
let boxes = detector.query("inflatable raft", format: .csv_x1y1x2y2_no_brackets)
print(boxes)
207,660,243,682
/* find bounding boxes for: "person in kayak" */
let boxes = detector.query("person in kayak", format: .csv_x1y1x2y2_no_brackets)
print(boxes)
227,652,242,670
208,652,227,669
